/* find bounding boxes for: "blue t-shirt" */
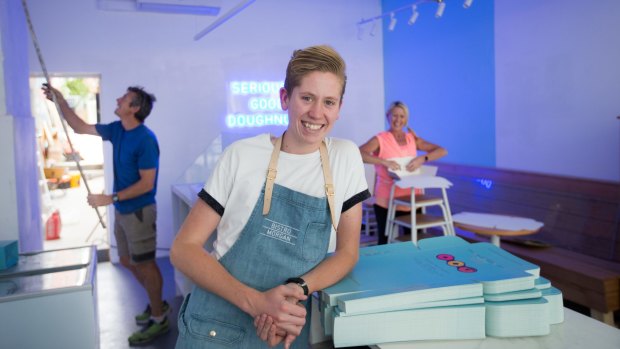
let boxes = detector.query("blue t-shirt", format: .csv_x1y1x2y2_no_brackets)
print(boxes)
96,121,159,214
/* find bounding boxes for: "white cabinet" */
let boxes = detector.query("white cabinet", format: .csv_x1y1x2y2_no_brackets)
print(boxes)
0,246,98,349
171,183,217,296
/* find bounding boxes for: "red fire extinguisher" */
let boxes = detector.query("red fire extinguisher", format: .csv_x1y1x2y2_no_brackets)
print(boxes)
45,210,61,240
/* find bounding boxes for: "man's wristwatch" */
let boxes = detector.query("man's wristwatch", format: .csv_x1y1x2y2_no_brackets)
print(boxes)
285,277,309,296
111,193,119,202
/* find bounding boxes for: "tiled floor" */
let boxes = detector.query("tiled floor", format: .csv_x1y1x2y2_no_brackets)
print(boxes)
97,257,181,349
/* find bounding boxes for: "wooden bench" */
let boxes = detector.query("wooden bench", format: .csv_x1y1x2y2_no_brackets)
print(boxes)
430,162,620,325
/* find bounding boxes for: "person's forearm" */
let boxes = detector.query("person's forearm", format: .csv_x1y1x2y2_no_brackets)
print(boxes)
55,97,91,134
298,204,363,293
424,147,447,162
170,202,266,317
115,178,154,201
171,241,260,315
88,175,155,207
299,247,358,295
360,151,385,166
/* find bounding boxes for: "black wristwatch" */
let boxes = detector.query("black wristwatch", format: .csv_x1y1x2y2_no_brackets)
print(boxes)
111,193,119,202
285,277,309,296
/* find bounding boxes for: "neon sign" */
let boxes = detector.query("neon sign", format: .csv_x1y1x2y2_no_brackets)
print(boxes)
226,113,288,127
226,80,288,128
475,178,493,189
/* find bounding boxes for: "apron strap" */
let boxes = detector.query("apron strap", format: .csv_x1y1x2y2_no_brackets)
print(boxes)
262,136,282,217
262,136,338,231
318,142,337,231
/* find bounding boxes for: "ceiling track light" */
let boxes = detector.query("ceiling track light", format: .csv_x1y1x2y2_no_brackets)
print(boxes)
408,5,419,25
356,0,473,39
388,12,397,31
435,0,446,18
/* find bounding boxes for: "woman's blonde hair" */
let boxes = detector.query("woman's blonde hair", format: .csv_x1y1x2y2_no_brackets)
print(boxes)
386,101,409,119
284,45,347,101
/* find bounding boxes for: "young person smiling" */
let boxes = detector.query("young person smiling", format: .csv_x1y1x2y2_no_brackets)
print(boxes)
171,45,370,349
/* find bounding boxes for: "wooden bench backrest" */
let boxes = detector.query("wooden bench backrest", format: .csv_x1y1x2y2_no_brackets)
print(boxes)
435,162,620,262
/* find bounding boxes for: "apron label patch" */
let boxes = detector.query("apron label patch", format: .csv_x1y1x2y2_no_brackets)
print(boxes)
261,218,298,245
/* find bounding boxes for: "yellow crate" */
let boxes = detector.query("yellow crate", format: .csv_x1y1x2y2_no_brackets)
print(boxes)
69,173,81,188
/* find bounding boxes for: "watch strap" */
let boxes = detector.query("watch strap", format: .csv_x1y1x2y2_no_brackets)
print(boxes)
285,277,309,296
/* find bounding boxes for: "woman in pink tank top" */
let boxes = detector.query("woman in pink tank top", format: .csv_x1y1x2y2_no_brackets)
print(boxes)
359,101,447,245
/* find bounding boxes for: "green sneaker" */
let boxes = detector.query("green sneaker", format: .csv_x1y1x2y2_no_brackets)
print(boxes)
128,317,170,346
135,300,170,325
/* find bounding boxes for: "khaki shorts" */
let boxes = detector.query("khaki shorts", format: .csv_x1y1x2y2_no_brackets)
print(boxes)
114,204,157,264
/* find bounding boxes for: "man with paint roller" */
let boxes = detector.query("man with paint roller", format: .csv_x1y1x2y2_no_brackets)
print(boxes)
42,84,169,346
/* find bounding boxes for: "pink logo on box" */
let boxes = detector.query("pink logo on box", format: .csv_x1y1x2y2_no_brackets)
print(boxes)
436,253,477,273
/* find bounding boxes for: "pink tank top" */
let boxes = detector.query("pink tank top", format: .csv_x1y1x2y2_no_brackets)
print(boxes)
373,131,418,208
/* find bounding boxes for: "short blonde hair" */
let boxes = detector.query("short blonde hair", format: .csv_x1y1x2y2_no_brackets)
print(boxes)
284,45,347,101
386,101,409,119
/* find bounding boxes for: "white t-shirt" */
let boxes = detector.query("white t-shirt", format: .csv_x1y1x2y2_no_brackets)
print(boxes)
202,133,370,259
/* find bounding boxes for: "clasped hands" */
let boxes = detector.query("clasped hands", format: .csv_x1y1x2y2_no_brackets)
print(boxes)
253,283,308,349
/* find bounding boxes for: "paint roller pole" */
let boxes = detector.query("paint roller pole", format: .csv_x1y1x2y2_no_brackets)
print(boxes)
194,0,256,41
21,0,107,229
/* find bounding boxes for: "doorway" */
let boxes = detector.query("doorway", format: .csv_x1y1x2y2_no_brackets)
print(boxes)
29,75,108,253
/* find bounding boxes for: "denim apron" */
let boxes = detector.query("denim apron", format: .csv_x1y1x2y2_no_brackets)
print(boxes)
176,136,337,349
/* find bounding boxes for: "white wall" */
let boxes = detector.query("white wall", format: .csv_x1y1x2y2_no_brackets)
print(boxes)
495,0,620,181
1,0,42,252
25,0,385,254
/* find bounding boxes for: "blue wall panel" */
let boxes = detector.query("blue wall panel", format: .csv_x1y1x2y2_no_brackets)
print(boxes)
381,0,495,166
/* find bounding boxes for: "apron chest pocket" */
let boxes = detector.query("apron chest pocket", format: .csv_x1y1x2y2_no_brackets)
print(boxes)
302,222,330,262
187,315,245,346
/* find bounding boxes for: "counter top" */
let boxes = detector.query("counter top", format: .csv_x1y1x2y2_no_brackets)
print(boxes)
171,183,203,207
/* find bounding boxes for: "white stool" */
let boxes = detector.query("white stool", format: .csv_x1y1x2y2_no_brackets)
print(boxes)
361,198,378,236
385,174,454,245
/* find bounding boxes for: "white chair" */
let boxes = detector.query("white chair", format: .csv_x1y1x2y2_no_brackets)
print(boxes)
361,197,378,236
360,164,378,236
385,165,454,244
385,165,440,230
